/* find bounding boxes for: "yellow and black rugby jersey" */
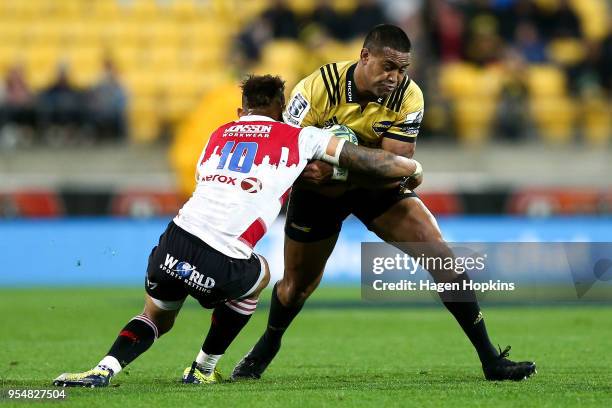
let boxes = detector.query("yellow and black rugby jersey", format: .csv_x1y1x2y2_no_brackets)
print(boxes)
283,60,424,147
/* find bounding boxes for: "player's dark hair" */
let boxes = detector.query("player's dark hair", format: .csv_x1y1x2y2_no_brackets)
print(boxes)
363,24,411,54
241,74,285,109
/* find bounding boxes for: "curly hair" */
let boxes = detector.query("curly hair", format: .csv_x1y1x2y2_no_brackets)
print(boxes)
240,74,285,109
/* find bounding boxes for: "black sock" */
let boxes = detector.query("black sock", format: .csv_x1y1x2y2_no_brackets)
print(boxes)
251,282,303,355
107,314,159,368
439,275,499,364
202,302,254,355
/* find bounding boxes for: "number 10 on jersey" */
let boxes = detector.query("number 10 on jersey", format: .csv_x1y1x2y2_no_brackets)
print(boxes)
216,141,258,174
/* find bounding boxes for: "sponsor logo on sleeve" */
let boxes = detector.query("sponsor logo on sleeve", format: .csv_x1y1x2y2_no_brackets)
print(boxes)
372,120,393,136
400,109,424,135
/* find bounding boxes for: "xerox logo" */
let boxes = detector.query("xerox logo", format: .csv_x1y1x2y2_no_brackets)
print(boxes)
199,174,237,185
160,253,216,292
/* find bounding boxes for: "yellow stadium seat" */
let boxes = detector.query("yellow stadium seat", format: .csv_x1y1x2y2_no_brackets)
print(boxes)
316,38,362,65
72,68,100,88
111,46,142,71
169,0,205,19
27,21,63,43
149,22,182,46
569,0,608,41
288,0,317,15
260,40,306,69
52,0,83,18
26,64,57,91
10,0,41,17
91,0,121,19
144,46,181,70
182,20,233,47
453,97,497,144
526,65,567,97
438,62,480,99
163,96,200,124
24,46,61,72
129,97,161,143
530,96,577,144
229,0,268,24
0,21,26,42
581,97,611,145
478,66,505,98
333,0,357,13
124,70,162,97
179,47,213,69
0,46,23,71
253,62,302,91
61,46,102,67
533,0,560,12
97,21,127,43
125,0,159,19
547,38,586,66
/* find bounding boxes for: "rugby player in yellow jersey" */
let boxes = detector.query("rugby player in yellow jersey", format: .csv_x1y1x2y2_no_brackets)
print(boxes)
232,24,536,381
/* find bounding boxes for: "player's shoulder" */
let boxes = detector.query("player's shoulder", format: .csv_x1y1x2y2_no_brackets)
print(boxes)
406,79,424,104
305,60,354,83
298,60,355,101
221,117,299,135
384,76,424,113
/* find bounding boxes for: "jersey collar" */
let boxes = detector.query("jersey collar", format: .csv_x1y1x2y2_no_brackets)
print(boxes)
345,63,385,105
237,115,276,122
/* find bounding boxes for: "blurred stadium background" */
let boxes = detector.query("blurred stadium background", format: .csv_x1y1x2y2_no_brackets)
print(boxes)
0,0,611,286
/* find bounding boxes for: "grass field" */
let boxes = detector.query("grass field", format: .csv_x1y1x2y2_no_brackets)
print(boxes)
1,287,611,407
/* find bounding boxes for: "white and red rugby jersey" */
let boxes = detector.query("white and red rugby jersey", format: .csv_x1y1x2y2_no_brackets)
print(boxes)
173,114,332,259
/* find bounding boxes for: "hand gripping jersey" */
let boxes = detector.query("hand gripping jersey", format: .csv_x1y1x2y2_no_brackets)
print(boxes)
283,61,424,147
173,115,331,259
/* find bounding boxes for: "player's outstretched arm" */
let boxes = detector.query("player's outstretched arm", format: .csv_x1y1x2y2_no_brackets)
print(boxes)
319,136,421,180
338,141,421,179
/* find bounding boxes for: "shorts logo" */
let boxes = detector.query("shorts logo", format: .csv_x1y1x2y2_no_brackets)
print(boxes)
240,177,263,193
160,253,216,292
174,262,195,279
146,278,158,290
290,222,311,233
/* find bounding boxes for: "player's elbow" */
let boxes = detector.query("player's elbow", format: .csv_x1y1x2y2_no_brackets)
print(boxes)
379,155,416,179
381,138,416,159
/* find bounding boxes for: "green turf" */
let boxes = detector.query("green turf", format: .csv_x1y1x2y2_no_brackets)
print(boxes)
1,287,611,407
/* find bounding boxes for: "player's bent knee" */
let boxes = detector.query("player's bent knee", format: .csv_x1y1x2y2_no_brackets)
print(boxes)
277,278,315,307
375,198,445,243
414,224,444,244
141,311,175,337
143,295,181,336
257,254,272,293
246,254,271,299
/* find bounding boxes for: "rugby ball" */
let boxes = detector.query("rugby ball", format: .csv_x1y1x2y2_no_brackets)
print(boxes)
327,124,358,181
241,177,263,193
327,124,359,146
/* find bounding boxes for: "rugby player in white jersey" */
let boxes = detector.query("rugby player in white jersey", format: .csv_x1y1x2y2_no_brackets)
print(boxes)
52,75,423,387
